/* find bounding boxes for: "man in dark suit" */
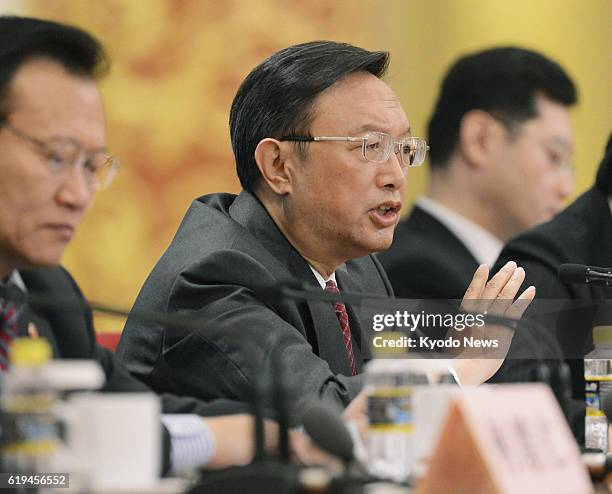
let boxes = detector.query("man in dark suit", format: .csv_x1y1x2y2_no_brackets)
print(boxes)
117,42,409,416
379,47,577,300
117,41,535,413
490,136,612,437
0,15,275,472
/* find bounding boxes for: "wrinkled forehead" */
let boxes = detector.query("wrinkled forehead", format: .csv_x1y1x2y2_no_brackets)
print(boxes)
309,71,410,136
6,58,106,145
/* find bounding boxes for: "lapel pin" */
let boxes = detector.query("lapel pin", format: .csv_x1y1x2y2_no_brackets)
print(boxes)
27,322,39,339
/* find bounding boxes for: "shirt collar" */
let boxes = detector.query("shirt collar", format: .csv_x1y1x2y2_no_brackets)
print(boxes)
308,265,337,289
416,196,503,267
1,270,26,292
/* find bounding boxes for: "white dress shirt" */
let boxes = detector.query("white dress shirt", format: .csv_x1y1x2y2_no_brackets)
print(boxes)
416,196,503,268
309,265,337,289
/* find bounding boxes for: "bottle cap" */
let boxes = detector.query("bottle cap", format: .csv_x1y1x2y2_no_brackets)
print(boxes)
10,337,52,367
593,326,612,347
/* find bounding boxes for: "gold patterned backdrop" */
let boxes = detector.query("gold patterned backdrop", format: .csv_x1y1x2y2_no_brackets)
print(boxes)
2,0,610,332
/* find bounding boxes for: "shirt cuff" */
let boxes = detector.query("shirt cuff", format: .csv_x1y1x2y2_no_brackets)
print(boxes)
161,414,216,473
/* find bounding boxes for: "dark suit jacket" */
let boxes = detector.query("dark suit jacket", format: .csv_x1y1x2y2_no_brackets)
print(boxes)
18,266,252,417
117,191,394,417
490,140,612,438
18,266,150,391
491,186,612,387
377,205,478,300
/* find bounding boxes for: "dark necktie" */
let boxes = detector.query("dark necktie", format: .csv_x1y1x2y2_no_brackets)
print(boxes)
0,283,25,371
324,280,357,376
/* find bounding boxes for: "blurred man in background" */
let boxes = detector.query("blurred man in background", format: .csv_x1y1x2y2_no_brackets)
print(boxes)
490,136,612,438
379,46,577,299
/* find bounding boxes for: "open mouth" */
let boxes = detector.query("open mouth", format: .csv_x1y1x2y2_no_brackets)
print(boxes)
369,202,401,227
375,204,399,216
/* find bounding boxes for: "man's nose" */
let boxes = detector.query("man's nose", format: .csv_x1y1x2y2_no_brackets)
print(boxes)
378,149,407,190
55,162,94,211
558,165,575,200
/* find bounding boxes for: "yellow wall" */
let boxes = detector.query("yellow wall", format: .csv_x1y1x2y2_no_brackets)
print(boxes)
5,0,610,331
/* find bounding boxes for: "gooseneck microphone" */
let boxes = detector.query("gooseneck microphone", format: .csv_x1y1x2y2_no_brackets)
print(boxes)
253,279,388,305
301,403,372,492
559,263,612,286
301,403,354,464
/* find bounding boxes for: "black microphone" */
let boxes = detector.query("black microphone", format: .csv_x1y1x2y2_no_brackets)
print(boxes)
301,403,376,493
301,403,354,464
559,263,612,286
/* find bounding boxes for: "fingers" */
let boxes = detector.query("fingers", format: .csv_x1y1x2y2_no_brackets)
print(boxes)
462,264,489,301
504,285,536,321
463,261,532,318
486,266,525,316
461,264,488,315
496,266,525,301
480,261,517,301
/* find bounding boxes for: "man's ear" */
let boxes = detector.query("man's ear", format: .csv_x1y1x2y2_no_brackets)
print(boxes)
254,138,294,195
458,110,506,170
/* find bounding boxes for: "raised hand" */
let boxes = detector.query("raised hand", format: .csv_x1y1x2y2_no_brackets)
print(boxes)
450,261,535,385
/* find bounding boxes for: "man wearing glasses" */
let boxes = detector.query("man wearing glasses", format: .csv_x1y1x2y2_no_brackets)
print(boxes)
0,15,281,473
379,47,577,301
118,41,533,417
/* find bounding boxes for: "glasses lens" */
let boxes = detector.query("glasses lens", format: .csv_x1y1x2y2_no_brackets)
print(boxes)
90,155,119,189
400,137,427,167
363,132,392,163
43,139,80,173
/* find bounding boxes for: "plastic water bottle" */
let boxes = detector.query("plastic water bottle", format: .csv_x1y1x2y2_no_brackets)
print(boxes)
0,338,58,481
364,359,429,483
584,327,612,451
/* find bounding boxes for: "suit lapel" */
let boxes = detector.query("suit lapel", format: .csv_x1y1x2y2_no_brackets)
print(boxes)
17,305,61,357
229,191,355,375
19,268,94,359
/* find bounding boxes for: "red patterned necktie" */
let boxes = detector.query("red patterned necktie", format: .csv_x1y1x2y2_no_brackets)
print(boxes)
324,280,357,376
0,291,21,371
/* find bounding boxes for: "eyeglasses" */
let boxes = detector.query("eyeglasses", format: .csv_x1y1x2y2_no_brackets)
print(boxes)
279,132,429,167
1,122,119,190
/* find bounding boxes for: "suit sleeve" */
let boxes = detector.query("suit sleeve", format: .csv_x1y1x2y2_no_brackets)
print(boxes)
95,343,261,416
139,250,363,422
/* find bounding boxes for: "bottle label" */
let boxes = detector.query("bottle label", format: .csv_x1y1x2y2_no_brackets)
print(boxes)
367,386,414,482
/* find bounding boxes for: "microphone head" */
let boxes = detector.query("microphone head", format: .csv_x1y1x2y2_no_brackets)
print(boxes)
558,263,588,284
301,403,354,463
